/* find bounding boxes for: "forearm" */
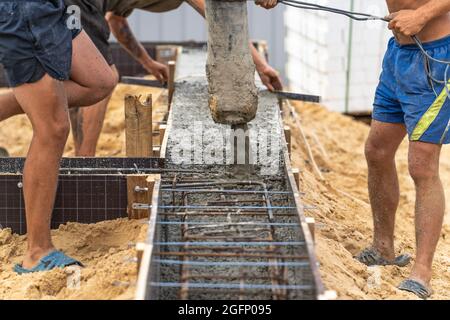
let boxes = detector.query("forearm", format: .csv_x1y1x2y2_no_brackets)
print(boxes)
106,13,154,67
417,0,450,22
250,44,268,69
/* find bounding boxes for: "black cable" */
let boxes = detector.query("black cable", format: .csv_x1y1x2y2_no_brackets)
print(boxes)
279,0,389,22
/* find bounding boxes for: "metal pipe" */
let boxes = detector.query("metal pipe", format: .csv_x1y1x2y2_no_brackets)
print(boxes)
156,221,300,227
159,205,298,210
158,212,298,217
154,241,306,246
155,251,308,260
58,168,206,173
150,282,314,290
154,259,310,267
160,188,292,195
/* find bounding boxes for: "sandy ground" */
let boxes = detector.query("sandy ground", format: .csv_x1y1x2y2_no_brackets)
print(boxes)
285,102,450,300
0,218,147,300
0,83,166,157
0,83,448,300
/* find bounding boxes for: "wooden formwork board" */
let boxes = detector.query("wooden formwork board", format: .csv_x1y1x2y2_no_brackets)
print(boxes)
278,115,326,299
135,175,162,300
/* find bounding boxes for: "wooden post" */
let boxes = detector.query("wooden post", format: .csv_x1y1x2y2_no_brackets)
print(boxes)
135,242,146,273
278,98,284,114
284,126,292,157
127,174,158,219
156,45,177,65
292,168,300,191
152,146,161,158
306,217,316,243
168,61,176,109
146,175,157,203
159,124,167,146
125,95,152,157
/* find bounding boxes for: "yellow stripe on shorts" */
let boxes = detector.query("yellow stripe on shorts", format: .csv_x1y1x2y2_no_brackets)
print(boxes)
411,84,450,141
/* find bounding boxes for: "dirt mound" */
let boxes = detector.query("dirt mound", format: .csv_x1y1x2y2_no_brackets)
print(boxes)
286,102,449,300
0,218,147,300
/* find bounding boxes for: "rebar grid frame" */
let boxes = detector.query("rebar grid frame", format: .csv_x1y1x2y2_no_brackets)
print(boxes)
146,174,317,300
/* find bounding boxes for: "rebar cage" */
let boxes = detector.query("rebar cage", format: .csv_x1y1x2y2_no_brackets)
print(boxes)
145,166,317,300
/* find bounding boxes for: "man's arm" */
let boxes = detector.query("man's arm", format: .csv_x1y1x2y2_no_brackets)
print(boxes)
106,12,168,82
388,0,450,36
186,0,283,91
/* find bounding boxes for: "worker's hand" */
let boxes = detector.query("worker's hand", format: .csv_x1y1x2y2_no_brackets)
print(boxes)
387,9,428,37
143,60,169,83
256,64,283,92
255,0,278,9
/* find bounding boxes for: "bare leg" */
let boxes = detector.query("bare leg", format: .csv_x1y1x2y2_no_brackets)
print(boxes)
8,31,116,269
365,120,407,259
66,31,117,106
69,94,112,156
13,75,69,269
0,92,22,121
69,66,118,156
0,30,117,121
408,141,445,286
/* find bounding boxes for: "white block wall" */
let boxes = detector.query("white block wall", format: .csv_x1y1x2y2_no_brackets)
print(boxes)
284,0,391,113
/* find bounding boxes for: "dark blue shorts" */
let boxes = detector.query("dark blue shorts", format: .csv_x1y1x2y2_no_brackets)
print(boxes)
373,36,450,145
64,0,114,65
0,0,82,87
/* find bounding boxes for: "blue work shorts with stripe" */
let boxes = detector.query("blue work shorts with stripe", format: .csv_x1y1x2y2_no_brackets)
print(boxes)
373,36,450,145
0,0,81,87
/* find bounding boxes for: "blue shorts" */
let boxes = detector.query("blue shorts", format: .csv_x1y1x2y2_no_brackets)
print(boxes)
0,0,81,87
373,36,450,145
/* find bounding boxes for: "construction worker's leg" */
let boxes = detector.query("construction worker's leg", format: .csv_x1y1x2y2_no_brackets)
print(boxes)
69,94,111,157
69,66,118,156
365,120,406,260
408,141,444,286
13,75,69,269
0,92,22,121
66,30,117,107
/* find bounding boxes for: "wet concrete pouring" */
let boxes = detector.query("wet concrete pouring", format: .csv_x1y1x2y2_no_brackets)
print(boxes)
144,49,321,300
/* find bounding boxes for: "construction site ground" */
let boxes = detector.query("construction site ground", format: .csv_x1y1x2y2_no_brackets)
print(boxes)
0,84,448,300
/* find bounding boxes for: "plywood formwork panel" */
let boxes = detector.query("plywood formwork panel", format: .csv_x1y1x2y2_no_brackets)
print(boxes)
0,158,164,234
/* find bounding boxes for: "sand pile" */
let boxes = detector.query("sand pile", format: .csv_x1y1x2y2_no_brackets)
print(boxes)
0,218,147,300
286,102,449,300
